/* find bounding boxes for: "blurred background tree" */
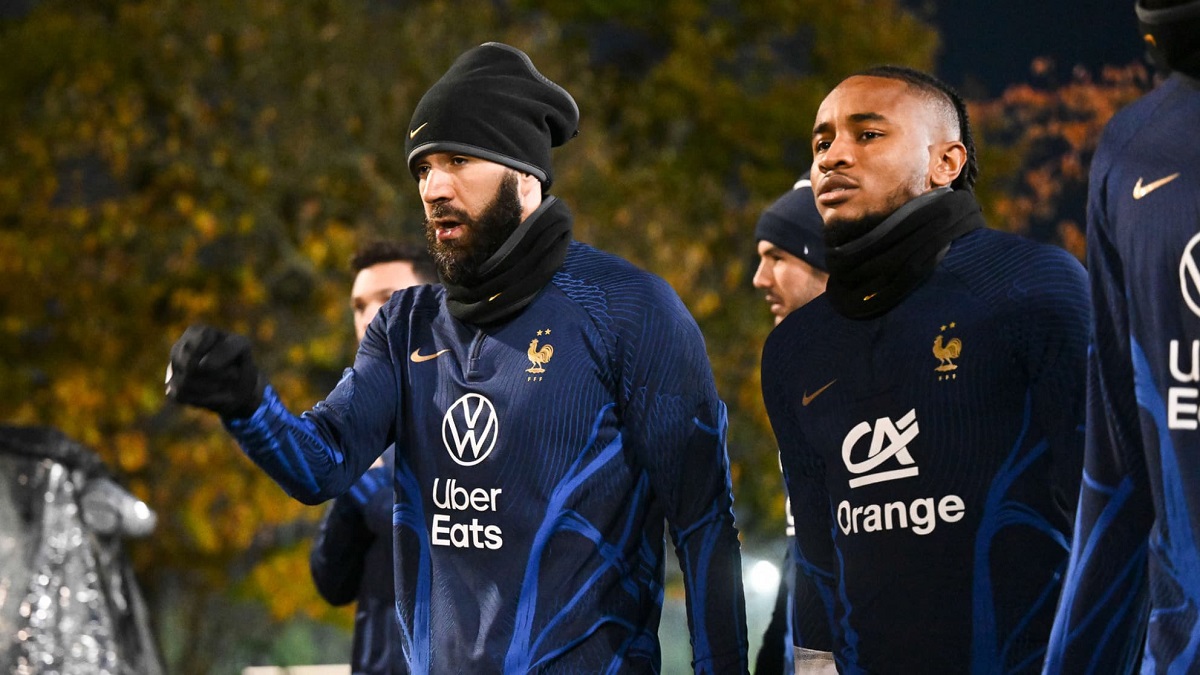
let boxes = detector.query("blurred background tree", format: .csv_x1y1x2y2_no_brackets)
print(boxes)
0,0,1151,671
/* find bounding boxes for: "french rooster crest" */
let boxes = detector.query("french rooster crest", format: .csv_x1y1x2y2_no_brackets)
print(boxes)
526,330,554,374
932,323,962,373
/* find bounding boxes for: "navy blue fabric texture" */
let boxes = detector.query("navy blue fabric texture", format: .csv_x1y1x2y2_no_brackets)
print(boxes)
227,241,748,673
762,224,1089,673
1045,73,1200,674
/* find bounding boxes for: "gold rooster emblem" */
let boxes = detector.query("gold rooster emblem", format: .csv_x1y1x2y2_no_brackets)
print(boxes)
526,329,554,374
932,322,962,373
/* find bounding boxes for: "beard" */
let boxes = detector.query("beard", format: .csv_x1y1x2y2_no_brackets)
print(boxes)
823,170,931,249
424,171,524,286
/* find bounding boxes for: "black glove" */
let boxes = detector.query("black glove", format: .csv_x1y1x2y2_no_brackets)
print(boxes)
166,324,265,419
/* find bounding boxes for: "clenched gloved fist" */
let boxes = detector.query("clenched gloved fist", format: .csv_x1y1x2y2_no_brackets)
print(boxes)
165,325,265,419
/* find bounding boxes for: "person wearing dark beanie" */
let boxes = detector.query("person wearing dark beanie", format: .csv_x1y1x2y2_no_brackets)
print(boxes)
753,173,829,325
1044,3,1200,672
165,42,749,674
750,172,834,675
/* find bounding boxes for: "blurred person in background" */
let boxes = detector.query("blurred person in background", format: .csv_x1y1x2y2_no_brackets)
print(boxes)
1044,1,1200,671
309,240,434,674
166,42,749,672
750,172,833,675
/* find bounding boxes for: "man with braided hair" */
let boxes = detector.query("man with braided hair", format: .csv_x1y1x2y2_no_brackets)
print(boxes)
761,66,1089,672
1045,1,1200,672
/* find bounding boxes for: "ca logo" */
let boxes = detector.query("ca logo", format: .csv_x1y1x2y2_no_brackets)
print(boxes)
1180,232,1200,318
841,409,920,488
442,393,499,467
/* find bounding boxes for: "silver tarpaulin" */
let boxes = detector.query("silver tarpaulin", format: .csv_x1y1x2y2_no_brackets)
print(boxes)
0,426,163,675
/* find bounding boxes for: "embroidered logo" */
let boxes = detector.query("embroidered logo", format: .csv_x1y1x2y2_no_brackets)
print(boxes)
411,349,450,363
409,122,429,139
933,322,962,381
802,379,837,407
526,329,554,381
1133,172,1180,200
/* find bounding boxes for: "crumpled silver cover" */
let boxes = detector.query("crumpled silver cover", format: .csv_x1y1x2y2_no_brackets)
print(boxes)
2,450,166,675
12,460,120,674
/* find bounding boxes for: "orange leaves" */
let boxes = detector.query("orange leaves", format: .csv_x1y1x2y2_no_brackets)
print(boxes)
972,62,1151,256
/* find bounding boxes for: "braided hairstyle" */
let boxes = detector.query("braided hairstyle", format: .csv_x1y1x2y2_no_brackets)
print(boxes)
854,65,978,193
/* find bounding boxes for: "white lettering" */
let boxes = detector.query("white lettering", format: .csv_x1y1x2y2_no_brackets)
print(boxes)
432,514,452,546
432,478,502,512
910,498,935,535
837,495,966,536
938,494,966,523
1169,388,1199,430
430,479,505,549
1170,341,1200,383
431,514,505,549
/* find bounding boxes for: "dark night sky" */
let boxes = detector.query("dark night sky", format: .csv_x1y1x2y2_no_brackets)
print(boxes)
920,0,1147,96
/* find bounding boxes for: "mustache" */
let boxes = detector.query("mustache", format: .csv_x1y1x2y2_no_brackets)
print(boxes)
427,202,471,224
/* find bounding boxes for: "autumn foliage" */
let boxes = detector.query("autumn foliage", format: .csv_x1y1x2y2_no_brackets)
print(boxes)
0,0,1148,670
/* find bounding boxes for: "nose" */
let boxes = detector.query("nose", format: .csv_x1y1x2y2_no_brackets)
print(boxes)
420,166,453,204
816,134,854,174
752,256,772,290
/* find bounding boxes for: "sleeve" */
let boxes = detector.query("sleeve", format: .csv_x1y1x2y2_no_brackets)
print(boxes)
760,334,842,664
223,308,400,504
1044,157,1153,674
618,280,749,674
1020,246,1091,526
309,465,391,605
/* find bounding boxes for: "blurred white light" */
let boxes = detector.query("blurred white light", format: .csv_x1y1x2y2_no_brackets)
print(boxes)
747,560,781,596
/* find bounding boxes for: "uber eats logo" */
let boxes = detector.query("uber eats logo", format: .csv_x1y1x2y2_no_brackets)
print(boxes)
433,393,504,550
837,408,966,537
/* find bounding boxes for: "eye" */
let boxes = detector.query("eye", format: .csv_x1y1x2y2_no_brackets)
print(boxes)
860,130,883,141
415,164,430,178
451,156,469,166
814,140,832,153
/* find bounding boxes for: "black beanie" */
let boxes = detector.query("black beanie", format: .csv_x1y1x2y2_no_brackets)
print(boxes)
1137,0,1200,78
754,174,827,271
405,42,580,188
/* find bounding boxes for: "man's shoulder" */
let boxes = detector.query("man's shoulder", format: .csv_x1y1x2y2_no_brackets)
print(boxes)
943,228,1088,314
556,241,685,313
946,227,1084,284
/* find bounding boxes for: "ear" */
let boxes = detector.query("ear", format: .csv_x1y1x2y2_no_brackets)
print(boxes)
516,171,543,220
929,140,967,188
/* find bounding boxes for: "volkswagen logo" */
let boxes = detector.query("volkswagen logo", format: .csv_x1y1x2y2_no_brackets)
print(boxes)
442,393,499,466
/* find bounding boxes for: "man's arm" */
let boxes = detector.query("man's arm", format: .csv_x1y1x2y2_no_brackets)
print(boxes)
168,317,399,504
309,465,390,605
1044,168,1152,674
621,285,749,674
759,337,841,664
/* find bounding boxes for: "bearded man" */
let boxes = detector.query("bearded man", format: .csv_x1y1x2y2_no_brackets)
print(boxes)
164,42,748,674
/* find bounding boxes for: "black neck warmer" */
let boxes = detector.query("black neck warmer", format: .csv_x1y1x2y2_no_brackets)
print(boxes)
824,188,984,319
441,195,572,326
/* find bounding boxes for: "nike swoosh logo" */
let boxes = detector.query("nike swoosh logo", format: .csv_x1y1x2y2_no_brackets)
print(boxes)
1133,172,1180,200
410,348,450,363
409,122,429,139
801,379,837,406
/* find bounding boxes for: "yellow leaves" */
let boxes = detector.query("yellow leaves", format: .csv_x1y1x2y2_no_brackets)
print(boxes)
193,210,219,240
113,430,149,473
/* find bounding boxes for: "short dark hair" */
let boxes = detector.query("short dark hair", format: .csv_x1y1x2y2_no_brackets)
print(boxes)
350,240,437,283
854,65,978,192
